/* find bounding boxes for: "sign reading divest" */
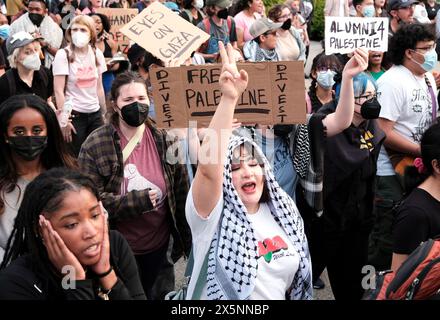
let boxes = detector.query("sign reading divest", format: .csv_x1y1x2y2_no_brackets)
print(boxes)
96,8,137,54
150,61,306,128
325,17,388,54
120,2,210,64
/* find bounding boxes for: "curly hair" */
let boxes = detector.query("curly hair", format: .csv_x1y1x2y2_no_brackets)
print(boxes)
388,23,436,66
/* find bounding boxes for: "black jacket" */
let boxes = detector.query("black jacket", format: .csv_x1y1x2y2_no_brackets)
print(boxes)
0,231,146,300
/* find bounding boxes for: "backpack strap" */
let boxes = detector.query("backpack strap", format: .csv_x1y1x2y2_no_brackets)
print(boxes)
183,9,193,24
226,16,232,35
63,48,70,95
203,17,210,34
5,69,16,97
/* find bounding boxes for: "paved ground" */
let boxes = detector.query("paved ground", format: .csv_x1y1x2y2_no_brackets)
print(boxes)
173,40,336,300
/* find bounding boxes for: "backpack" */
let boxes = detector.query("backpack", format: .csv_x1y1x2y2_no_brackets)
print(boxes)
6,68,49,96
363,237,440,300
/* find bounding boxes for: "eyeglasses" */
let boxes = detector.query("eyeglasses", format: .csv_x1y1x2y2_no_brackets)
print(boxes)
316,64,340,72
355,92,380,101
278,13,293,20
413,43,437,53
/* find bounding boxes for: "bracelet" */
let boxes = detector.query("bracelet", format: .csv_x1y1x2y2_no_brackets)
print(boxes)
94,265,113,278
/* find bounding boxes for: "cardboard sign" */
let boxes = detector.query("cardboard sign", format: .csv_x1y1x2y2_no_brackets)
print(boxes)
325,17,388,54
119,2,210,64
150,61,307,128
96,8,138,55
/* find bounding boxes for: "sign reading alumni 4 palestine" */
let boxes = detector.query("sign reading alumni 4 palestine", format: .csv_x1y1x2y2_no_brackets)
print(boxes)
150,61,307,128
325,17,388,54
120,2,210,65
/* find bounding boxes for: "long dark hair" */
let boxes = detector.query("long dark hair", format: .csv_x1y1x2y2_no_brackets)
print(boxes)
0,94,77,215
309,51,342,92
0,168,100,291
229,0,252,16
404,122,440,193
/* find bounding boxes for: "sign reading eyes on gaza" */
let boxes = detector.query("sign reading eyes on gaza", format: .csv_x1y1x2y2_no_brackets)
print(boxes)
325,17,389,54
150,61,307,128
96,8,138,55
119,2,210,65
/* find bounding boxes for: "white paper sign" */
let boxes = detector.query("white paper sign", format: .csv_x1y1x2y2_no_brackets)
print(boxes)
120,2,210,65
325,17,388,54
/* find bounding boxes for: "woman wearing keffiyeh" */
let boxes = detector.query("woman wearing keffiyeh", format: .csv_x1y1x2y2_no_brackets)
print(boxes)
185,42,369,300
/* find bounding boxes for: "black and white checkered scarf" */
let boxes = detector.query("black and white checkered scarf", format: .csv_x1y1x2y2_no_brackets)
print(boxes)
206,136,313,300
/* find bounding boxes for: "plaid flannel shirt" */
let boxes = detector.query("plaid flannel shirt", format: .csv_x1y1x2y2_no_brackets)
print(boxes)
78,123,191,260
291,113,327,217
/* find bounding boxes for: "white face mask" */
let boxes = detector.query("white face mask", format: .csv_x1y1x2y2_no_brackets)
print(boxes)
71,31,90,48
21,53,41,71
194,0,204,9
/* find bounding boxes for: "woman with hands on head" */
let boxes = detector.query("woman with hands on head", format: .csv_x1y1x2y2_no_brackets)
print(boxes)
77,71,191,299
0,168,145,300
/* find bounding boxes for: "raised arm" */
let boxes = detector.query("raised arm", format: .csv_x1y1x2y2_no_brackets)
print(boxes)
191,42,248,218
323,48,369,137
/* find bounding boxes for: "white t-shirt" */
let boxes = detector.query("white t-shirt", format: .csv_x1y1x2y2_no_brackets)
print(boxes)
0,178,29,262
185,188,299,300
376,65,437,175
52,46,107,113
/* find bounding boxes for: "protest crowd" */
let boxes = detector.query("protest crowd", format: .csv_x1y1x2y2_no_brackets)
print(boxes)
0,0,439,301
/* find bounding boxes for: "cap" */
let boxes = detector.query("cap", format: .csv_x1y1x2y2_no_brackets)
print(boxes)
249,17,283,38
387,0,419,12
163,1,180,12
127,43,146,66
6,31,41,56
205,0,232,9
413,4,430,23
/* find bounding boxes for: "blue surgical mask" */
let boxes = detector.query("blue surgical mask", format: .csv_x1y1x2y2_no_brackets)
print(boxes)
362,5,376,17
413,49,438,72
317,69,336,89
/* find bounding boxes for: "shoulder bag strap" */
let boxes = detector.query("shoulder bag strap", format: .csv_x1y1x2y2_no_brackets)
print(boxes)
122,124,145,163
424,75,437,121
191,251,209,300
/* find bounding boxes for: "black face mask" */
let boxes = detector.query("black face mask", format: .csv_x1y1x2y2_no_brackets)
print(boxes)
28,13,44,27
7,136,48,161
360,97,381,119
273,124,294,137
281,18,292,30
120,101,149,127
217,8,229,19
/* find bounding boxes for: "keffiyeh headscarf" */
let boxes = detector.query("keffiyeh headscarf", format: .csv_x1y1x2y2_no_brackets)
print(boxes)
243,40,279,62
206,135,312,300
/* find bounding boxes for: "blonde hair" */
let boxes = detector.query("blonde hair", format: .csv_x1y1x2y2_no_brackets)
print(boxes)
64,15,100,66
7,48,20,68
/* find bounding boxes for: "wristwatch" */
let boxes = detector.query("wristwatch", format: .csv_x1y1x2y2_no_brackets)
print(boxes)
97,287,111,300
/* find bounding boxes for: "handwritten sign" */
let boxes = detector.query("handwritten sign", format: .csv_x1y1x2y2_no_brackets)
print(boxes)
325,17,388,54
150,61,307,128
120,2,210,64
96,8,138,55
